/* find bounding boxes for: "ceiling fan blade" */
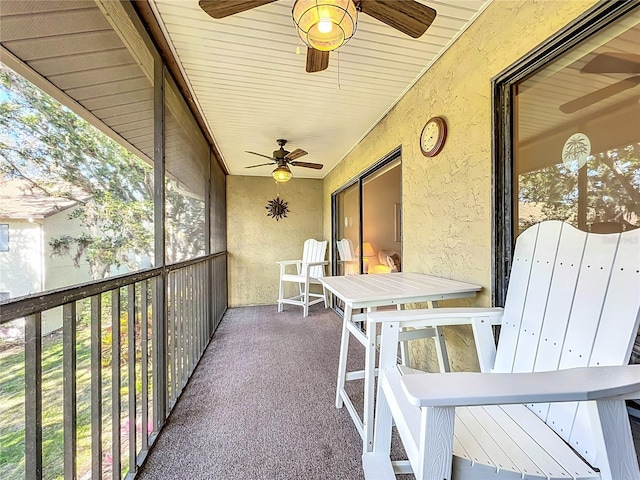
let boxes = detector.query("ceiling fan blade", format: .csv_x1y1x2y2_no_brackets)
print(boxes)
198,0,278,19
306,47,329,73
290,161,323,170
284,148,308,161
245,150,275,161
560,76,640,114
359,0,436,39
581,53,640,74
245,162,275,168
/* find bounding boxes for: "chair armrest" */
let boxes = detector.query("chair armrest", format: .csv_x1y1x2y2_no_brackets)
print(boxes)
398,365,640,407
302,261,328,267
276,260,301,265
372,307,504,373
368,307,504,327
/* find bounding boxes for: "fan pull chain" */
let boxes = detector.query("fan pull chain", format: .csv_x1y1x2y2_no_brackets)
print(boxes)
337,51,341,91
296,38,302,55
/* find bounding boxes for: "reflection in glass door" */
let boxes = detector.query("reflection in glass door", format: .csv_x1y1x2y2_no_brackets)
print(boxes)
336,182,361,276
513,9,640,237
362,160,402,275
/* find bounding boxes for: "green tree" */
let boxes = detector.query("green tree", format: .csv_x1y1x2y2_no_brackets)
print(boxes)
519,144,640,231
0,64,204,278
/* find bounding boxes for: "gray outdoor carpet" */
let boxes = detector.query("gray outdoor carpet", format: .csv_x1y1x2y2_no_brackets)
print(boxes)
137,304,373,480
137,304,640,480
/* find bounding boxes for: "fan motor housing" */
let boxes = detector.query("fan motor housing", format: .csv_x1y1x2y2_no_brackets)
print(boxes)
273,148,289,159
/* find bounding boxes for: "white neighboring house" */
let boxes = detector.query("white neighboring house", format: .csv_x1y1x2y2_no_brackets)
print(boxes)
0,178,92,335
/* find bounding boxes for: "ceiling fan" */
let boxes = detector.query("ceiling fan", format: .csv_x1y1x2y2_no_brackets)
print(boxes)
245,139,323,182
198,0,437,73
560,52,640,114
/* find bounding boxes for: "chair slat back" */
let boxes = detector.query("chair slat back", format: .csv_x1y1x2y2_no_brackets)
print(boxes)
337,238,358,275
302,239,327,279
493,221,640,466
337,238,356,262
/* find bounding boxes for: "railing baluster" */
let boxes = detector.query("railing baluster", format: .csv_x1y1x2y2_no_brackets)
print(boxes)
182,268,187,384
112,288,121,480
196,264,200,357
63,302,77,480
151,273,166,436
188,266,194,372
198,263,203,354
127,284,137,476
141,280,149,452
184,268,189,384
177,269,183,389
218,257,223,326
196,263,201,354
169,271,174,402
169,271,176,405
211,258,215,334
215,257,220,326
202,262,206,349
215,258,219,326
216,258,219,324
198,263,202,352
25,313,42,480
91,295,102,480
186,267,190,375
214,259,219,332
167,273,173,406
208,260,213,337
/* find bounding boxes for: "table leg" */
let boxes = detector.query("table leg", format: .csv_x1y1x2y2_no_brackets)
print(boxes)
397,304,408,365
429,300,451,372
363,308,377,452
434,326,450,372
335,303,352,408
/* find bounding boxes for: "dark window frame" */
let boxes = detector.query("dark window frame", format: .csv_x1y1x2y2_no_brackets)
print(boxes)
491,1,638,307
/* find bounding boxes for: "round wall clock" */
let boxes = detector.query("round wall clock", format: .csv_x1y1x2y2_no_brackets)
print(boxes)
420,116,447,157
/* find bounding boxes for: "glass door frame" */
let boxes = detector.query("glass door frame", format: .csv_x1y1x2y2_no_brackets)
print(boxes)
330,147,402,312
491,1,638,307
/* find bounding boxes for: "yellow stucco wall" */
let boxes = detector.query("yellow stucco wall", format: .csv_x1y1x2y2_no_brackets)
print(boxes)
322,0,598,371
227,176,324,307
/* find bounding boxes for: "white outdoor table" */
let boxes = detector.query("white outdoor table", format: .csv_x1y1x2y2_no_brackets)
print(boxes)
319,272,482,453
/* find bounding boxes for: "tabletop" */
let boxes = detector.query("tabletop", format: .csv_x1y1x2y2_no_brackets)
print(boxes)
320,272,482,307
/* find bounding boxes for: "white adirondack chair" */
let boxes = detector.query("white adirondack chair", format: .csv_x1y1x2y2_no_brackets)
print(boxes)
277,238,329,317
363,221,640,480
337,238,359,275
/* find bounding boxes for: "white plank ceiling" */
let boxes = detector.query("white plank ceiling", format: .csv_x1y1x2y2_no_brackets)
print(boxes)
149,0,491,179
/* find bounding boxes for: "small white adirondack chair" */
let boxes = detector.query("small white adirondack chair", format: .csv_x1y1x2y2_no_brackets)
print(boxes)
277,238,329,317
363,221,640,480
337,238,359,275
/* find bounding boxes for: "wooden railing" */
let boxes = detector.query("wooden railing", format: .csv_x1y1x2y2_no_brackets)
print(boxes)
0,253,227,480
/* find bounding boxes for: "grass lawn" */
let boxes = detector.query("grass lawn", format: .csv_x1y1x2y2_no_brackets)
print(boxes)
0,295,151,480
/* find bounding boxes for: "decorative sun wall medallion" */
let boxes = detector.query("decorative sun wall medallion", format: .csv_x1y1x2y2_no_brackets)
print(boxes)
266,196,289,221
562,133,591,169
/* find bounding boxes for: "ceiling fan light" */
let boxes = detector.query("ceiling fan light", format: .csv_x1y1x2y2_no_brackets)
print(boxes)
272,164,293,182
292,0,357,52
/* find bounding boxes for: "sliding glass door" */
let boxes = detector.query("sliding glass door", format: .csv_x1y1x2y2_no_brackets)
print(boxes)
331,148,402,283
